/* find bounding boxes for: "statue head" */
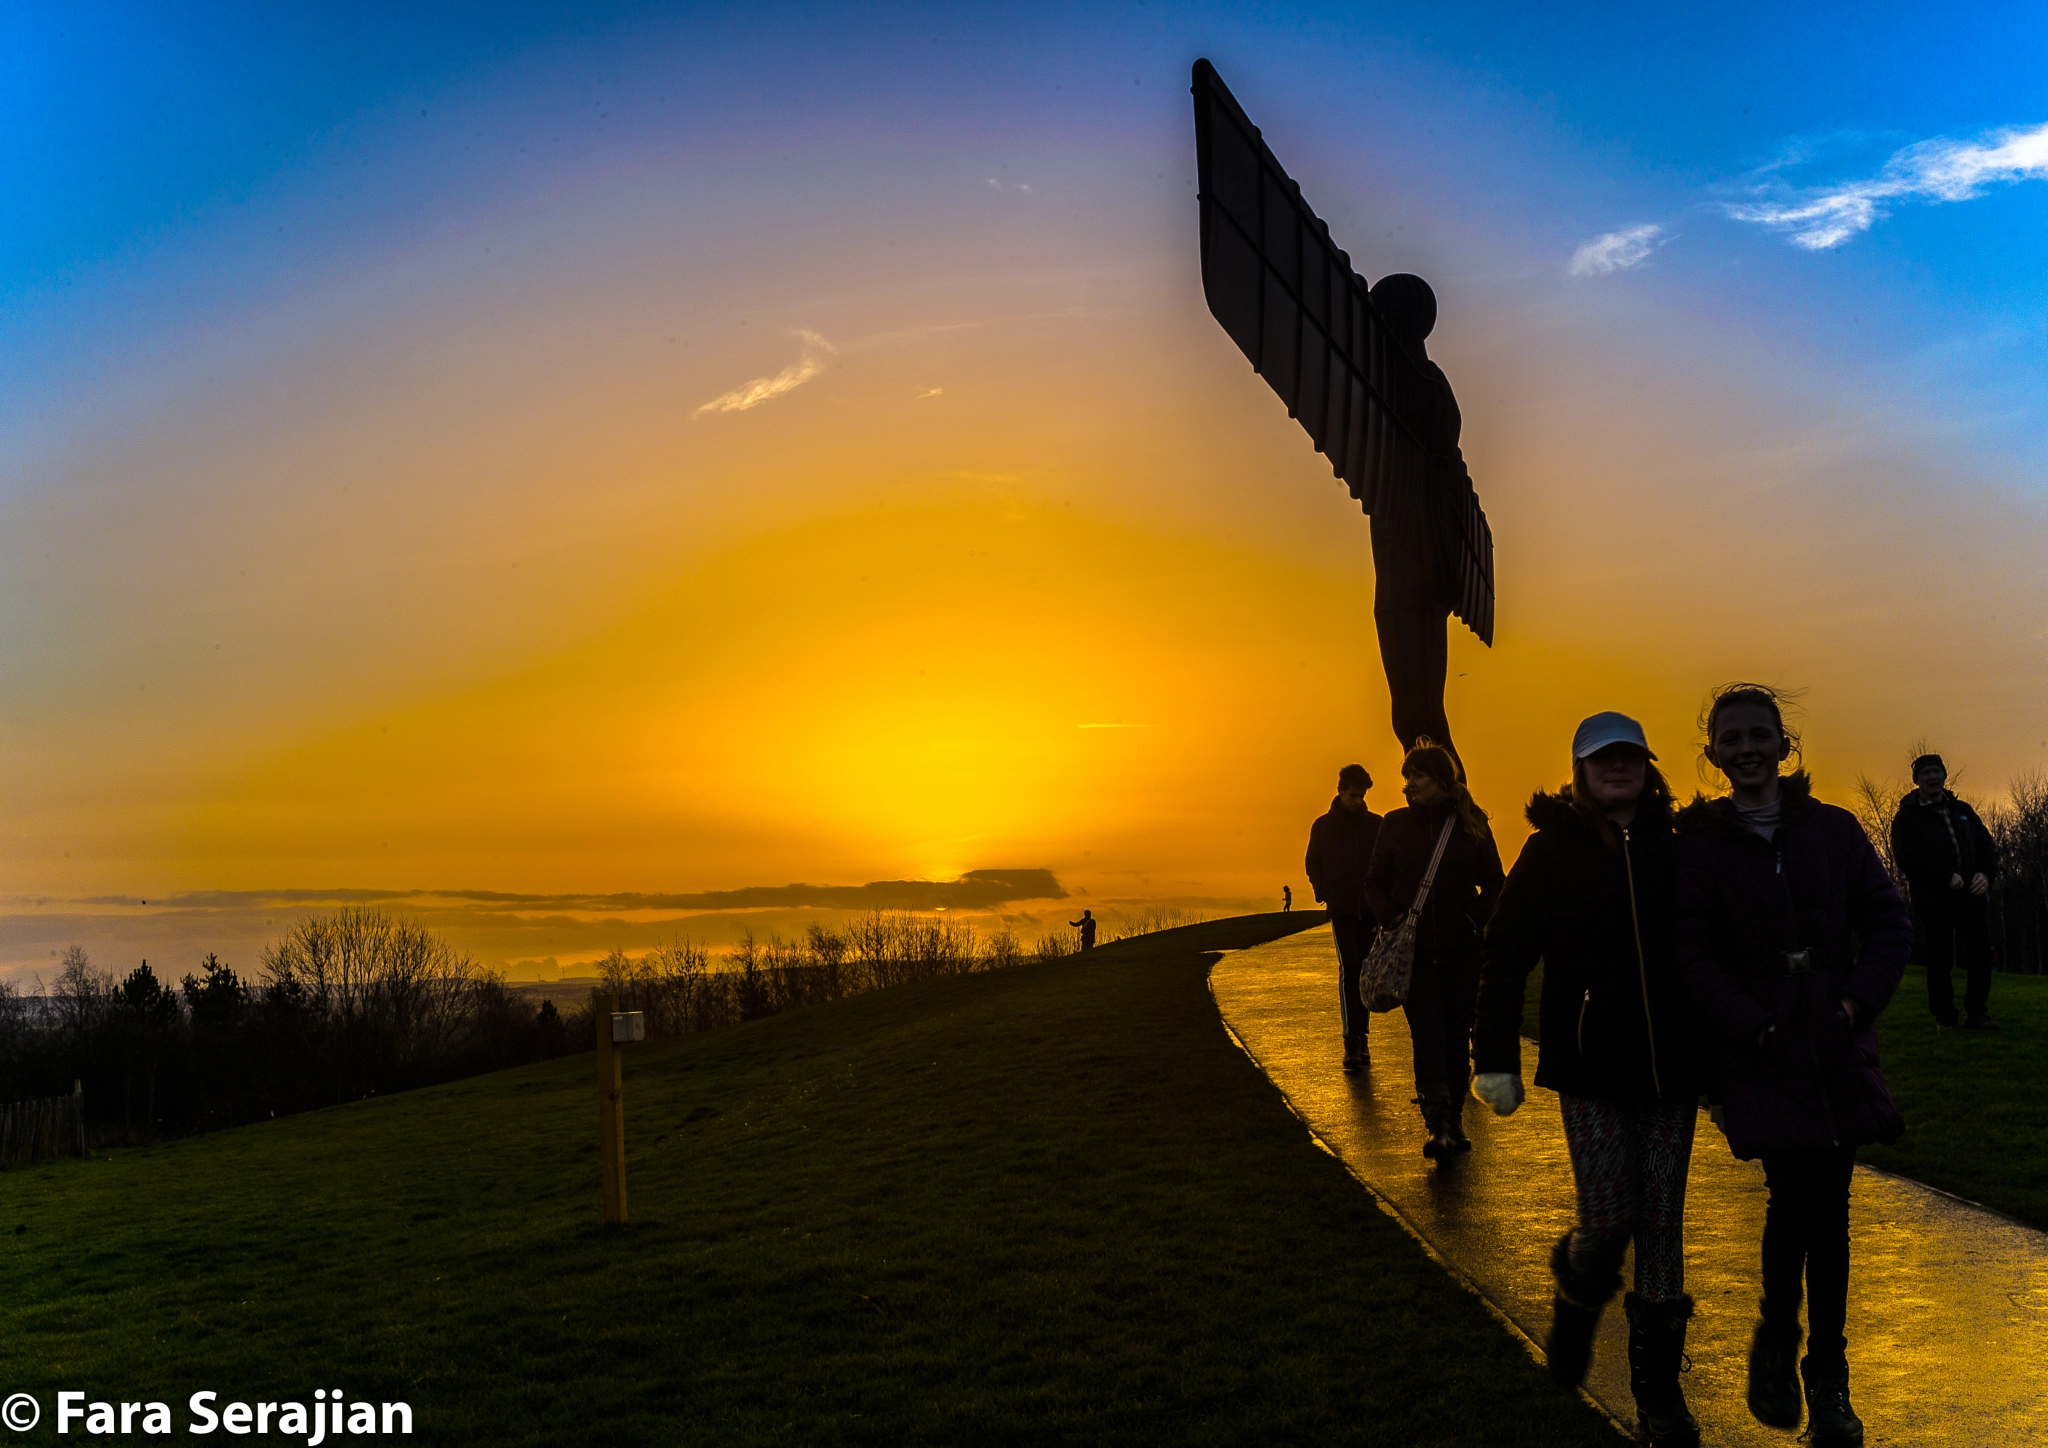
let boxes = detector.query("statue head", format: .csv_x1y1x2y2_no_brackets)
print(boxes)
1369,273,1436,347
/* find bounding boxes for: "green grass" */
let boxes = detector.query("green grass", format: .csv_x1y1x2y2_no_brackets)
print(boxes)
1860,968,2048,1229
0,914,1623,1447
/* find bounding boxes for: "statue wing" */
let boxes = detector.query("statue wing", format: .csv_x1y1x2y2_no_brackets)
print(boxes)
1192,58,1494,646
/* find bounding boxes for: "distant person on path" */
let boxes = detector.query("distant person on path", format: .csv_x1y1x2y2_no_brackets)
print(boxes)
1472,712,1701,1447
1676,684,1911,1448
1306,763,1384,1072
1282,884,1292,912
1070,910,1098,951
1889,753,2000,1029
1365,741,1503,1157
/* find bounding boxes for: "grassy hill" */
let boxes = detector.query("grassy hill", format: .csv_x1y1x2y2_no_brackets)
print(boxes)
3,914,1621,1446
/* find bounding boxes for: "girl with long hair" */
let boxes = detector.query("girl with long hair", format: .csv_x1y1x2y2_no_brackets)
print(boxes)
1364,739,1503,1159
1676,684,1911,1447
1471,712,1701,1447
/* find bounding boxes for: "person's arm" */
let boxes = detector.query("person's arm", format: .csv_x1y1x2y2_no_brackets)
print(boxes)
1304,820,1328,904
1841,824,1913,1022
1473,824,1507,925
1472,840,1549,1077
1967,803,1999,890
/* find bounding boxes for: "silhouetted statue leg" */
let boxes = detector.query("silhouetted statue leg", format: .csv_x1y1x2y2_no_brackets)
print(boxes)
1373,601,1453,757
1370,507,1456,764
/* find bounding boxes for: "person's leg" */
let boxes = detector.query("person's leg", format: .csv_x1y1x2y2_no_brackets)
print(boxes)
1623,1097,1701,1445
1919,904,1958,1024
1749,1152,1812,1427
1631,1097,1697,1302
1439,947,1481,1143
1559,1095,1636,1276
1549,1094,1631,1388
1801,1147,1855,1365
1330,912,1371,1059
1799,1147,1863,1444
1957,898,1995,1023
1400,958,1451,1138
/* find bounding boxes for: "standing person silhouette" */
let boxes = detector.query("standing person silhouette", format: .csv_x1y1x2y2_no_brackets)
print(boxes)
1306,763,1383,1072
1676,684,1911,1447
1889,753,2000,1029
1365,741,1503,1156
1069,909,1098,951
1473,713,1700,1446
1282,885,1292,912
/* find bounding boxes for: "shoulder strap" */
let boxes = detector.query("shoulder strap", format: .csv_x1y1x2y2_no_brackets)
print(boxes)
1407,817,1458,919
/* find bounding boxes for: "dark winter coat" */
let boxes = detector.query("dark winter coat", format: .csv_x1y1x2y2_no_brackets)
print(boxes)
1364,799,1504,969
1305,797,1384,918
1889,789,1999,911
1676,771,1913,1160
1474,790,1697,1100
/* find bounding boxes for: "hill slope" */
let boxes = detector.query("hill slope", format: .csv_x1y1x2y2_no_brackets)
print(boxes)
3,914,1620,1446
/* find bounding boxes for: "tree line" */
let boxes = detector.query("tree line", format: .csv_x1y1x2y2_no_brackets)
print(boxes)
0,905,1160,1144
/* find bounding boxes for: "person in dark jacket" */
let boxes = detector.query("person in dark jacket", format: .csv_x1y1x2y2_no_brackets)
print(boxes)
1677,684,1911,1448
1889,753,2000,1028
1364,739,1503,1158
1306,763,1384,1072
1472,712,1700,1446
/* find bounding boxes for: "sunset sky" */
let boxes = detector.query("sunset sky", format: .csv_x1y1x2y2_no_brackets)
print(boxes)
6,3,2047,978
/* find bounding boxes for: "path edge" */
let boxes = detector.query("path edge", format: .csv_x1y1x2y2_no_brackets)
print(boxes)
1207,962,1635,1441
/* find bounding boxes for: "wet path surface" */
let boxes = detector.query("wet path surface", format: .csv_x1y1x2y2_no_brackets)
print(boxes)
1212,926,2048,1445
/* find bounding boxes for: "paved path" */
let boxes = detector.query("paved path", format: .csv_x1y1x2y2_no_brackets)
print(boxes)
1212,925,2048,1445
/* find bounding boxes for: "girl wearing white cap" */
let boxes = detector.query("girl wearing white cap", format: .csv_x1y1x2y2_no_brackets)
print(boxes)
1471,712,1702,1448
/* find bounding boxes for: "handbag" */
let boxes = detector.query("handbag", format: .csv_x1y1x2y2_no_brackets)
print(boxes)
1357,816,1458,1012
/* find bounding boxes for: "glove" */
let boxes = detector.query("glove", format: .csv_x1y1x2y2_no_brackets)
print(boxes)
1471,1072,1524,1117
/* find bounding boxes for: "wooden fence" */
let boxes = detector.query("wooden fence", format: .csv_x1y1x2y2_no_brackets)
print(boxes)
0,1082,87,1169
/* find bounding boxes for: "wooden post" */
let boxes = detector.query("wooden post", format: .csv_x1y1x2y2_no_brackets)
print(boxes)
73,1079,86,1157
595,993,627,1223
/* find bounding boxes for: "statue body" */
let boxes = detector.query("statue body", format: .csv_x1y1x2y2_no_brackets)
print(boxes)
1191,60,1493,764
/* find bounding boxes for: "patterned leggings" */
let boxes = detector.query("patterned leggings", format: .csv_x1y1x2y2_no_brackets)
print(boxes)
1559,1094,1696,1302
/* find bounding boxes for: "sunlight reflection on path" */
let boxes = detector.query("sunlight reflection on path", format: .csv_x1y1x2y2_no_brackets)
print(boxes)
1212,925,2048,1445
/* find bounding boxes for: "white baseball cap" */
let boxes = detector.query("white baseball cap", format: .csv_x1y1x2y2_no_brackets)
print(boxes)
1573,711,1656,760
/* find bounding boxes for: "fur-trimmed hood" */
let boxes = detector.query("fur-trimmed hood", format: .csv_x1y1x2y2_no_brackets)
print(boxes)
1675,769,1815,840
1524,785,1675,838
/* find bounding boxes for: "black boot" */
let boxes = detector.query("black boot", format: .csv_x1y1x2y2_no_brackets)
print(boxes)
1801,1355,1865,1447
1341,1034,1365,1073
1624,1293,1700,1447
1746,1308,1802,1429
1545,1232,1620,1390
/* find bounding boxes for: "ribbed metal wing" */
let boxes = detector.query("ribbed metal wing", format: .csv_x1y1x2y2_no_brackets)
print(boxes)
1192,58,1494,646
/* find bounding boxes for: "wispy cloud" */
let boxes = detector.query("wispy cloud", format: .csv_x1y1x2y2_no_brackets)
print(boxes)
1727,121,2048,249
691,328,836,417
1569,224,1664,277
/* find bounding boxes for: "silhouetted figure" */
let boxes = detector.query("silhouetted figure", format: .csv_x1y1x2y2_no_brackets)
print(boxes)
1193,61,1494,768
1364,742,1502,1157
1282,885,1292,912
1367,274,1469,761
1890,753,2000,1028
1305,763,1382,1072
1070,909,1097,951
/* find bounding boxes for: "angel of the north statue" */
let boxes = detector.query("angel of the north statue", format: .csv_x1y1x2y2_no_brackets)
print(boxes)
1192,58,1495,766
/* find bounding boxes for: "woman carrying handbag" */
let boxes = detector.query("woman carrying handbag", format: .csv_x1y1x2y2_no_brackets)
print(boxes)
1363,740,1504,1159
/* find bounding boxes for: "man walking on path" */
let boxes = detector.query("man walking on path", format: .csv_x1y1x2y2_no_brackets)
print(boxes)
1069,909,1098,951
1890,754,2000,1029
1306,763,1383,1072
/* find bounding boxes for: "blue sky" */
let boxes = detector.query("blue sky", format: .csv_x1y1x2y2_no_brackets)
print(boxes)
5,2,2046,974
